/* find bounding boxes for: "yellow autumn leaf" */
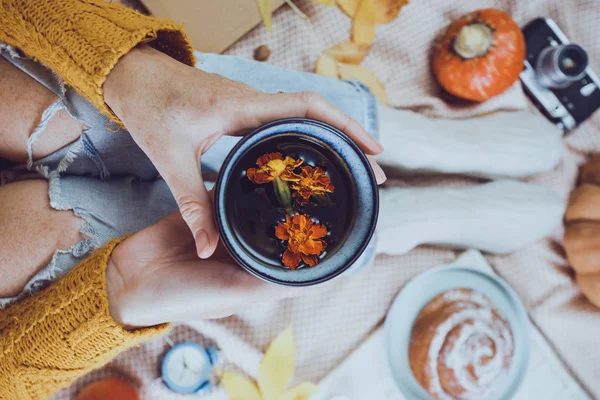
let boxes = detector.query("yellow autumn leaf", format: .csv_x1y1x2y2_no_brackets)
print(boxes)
280,382,318,400
354,0,377,24
313,0,336,5
373,0,409,24
257,0,273,33
336,0,360,17
351,17,376,46
337,62,389,104
315,53,339,78
219,371,263,400
350,0,377,47
257,326,295,400
324,41,370,64
337,0,409,24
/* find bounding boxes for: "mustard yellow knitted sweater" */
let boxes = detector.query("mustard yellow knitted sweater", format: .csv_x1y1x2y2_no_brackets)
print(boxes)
0,1,196,398
0,0,195,121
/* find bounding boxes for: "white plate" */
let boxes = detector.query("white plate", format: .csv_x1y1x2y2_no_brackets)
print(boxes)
384,264,531,400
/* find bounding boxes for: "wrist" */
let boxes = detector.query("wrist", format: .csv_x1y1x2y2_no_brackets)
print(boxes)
104,45,177,121
106,253,136,329
102,44,203,151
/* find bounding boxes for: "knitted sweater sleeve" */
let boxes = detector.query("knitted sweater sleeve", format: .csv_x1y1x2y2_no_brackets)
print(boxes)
0,239,169,399
0,0,195,121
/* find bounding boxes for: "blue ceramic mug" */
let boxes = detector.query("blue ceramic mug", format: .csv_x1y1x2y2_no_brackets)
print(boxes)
213,118,378,286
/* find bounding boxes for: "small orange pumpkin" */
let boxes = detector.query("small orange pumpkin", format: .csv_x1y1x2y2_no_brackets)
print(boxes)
432,8,526,101
564,155,600,308
76,378,140,400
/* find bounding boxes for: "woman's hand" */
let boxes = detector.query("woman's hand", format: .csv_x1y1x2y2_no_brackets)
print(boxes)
106,212,306,328
104,46,385,260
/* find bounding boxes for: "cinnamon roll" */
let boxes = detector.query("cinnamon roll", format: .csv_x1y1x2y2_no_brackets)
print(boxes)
409,288,514,400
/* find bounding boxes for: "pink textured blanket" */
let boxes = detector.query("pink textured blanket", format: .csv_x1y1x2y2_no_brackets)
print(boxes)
57,0,600,398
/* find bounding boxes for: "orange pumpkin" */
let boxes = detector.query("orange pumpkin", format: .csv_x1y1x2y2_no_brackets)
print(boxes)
432,8,526,101
76,378,140,400
564,155,600,308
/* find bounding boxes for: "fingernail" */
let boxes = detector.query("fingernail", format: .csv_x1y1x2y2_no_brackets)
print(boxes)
199,245,215,259
372,138,384,153
194,229,209,258
373,162,387,184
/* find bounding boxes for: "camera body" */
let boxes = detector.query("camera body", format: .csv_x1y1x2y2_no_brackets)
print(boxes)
520,18,600,132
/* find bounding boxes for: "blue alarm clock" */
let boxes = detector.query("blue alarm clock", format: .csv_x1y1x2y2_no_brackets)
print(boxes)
161,342,218,395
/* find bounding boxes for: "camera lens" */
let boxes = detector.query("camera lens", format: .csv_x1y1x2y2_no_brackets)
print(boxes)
559,45,588,77
536,44,588,88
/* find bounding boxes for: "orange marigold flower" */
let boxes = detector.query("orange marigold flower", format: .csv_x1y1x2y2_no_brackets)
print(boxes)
275,214,328,270
290,166,335,205
246,152,302,184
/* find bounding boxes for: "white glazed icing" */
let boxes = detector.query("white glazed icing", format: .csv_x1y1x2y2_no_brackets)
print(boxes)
414,289,514,400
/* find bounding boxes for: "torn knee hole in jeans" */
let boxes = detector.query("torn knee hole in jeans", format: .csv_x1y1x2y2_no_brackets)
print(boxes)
0,171,101,308
23,103,112,183
1,43,83,169
26,98,65,169
27,99,93,172
0,43,21,60
27,102,110,179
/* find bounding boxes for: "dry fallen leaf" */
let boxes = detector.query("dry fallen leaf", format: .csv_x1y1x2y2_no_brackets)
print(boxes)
336,0,360,17
337,62,389,104
257,0,273,33
315,55,389,104
219,327,316,400
280,382,318,400
337,0,409,24
315,53,339,78
257,327,295,400
220,371,263,400
373,0,409,23
354,0,377,24
351,17,376,46
313,0,336,5
351,0,377,47
324,41,370,64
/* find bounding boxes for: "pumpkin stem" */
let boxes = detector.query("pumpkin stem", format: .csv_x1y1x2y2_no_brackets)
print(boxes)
453,23,494,59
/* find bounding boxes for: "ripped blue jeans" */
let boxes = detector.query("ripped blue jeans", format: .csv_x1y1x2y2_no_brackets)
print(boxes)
0,46,378,308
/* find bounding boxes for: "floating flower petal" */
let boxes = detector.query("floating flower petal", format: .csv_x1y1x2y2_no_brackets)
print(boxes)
276,214,328,269
290,166,335,204
282,249,303,270
247,152,303,184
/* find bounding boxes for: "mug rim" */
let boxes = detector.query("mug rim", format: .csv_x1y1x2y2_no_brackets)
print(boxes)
213,118,379,286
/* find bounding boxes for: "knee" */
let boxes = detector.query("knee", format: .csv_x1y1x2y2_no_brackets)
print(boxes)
0,179,84,297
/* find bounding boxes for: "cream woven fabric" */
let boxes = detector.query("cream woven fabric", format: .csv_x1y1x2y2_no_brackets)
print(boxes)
56,0,600,398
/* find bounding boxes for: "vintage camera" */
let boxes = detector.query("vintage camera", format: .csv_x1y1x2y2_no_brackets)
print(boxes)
520,18,600,133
